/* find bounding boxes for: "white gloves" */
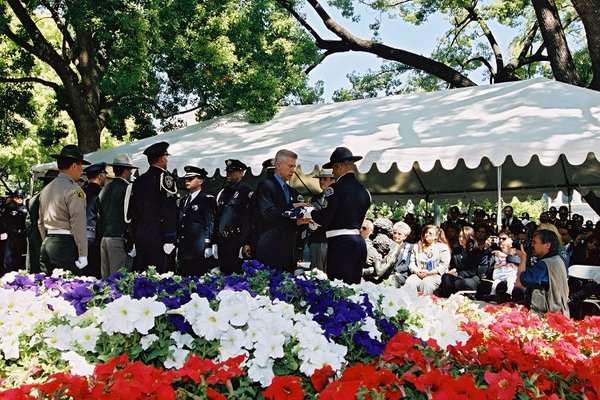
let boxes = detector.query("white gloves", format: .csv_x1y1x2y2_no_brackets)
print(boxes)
163,243,175,255
0,233,7,241
238,247,244,259
128,245,137,257
75,256,88,269
204,247,213,258
212,244,219,259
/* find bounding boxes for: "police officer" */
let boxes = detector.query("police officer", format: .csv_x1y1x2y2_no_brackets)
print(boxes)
98,154,138,278
177,166,216,277
215,159,253,274
82,162,107,278
38,145,90,274
2,189,28,271
129,141,178,273
26,170,58,273
306,169,335,272
303,147,371,284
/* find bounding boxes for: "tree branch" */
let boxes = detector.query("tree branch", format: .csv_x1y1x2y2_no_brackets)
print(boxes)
0,76,61,91
467,6,504,73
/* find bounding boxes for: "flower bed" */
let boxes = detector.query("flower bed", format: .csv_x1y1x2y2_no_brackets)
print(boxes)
0,261,599,399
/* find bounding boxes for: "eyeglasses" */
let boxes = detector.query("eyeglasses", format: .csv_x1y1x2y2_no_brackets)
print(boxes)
499,236,509,240
361,226,369,230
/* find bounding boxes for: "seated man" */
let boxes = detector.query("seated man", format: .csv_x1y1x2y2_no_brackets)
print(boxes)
515,229,570,317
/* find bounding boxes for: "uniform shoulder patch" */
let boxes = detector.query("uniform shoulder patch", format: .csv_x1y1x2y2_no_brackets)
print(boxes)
75,188,86,199
160,172,178,195
324,187,334,197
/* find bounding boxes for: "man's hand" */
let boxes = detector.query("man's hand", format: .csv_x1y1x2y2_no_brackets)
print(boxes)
128,245,137,258
212,244,218,259
293,202,310,208
204,247,213,258
296,217,312,225
163,243,175,255
75,256,88,269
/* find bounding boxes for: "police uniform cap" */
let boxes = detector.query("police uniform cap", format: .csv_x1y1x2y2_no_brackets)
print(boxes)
84,162,108,175
313,168,334,178
50,144,91,165
548,206,558,213
143,141,170,157
111,154,138,169
322,147,363,169
262,158,275,170
183,165,208,179
12,189,25,198
225,159,248,172
558,206,569,213
38,169,59,182
521,212,530,219
450,205,460,214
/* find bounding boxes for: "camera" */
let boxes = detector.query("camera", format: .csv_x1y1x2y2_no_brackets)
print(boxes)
512,239,531,249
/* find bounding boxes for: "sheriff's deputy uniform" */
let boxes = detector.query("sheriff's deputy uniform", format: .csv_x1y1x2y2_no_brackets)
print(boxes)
38,145,90,274
305,147,371,284
129,141,178,273
177,166,216,276
26,170,58,273
216,159,253,274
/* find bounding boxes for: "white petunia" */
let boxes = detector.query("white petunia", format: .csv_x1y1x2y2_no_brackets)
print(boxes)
44,325,73,351
164,345,189,369
101,295,141,335
140,334,159,350
133,297,166,334
253,333,285,365
173,293,211,324
170,331,194,349
247,357,275,387
191,308,229,341
219,327,248,360
72,325,101,352
361,316,382,341
62,351,95,376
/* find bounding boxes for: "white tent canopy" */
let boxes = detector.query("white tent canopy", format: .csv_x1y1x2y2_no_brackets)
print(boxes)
33,77,600,201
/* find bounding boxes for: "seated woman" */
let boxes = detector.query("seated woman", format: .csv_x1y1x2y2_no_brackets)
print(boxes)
405,225,450,295
375,221,414,286
435,226,486,298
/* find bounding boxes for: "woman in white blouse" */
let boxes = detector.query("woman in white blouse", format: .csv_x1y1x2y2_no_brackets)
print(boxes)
405,224,451,295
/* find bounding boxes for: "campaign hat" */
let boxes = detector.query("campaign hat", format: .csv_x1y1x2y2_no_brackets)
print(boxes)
143,141,170,157
548,206,558,213
84,162,108,175
225,159,248,172
51,145,91,165
38,169,59,182
262,158,275,171
322,147,363,169
521,212,530,219
183,165,208,179
313,169,334,178
558,205,569,213
111,154,138,169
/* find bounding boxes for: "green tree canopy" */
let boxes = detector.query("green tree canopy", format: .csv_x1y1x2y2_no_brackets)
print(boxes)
0,0,321,153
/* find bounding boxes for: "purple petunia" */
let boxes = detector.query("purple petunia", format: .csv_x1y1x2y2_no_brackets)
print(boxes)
62,283,94,315
132,276,157,298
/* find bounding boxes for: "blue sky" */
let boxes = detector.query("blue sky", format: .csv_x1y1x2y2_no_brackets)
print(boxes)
304,3,515,100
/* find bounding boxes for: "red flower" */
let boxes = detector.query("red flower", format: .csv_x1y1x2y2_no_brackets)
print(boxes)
484,370,523,400
310,365,335,392
207,387,228,400
263,375,305,400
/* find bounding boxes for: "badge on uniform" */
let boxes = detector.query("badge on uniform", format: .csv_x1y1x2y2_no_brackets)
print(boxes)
233,191,239,199
192,205,198,211
324,187,334,197
160,172,178,195
297,194,304,202
75,188,86,199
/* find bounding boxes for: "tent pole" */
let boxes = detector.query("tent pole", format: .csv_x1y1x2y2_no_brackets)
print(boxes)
497,165,502,233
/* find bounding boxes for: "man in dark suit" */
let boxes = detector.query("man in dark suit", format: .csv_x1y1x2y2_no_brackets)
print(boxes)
303,147,371,284
129,141,178,273
253,149,307,272
82,162,107,278
215,159,253,274
501,205,524,236
177,166,216,276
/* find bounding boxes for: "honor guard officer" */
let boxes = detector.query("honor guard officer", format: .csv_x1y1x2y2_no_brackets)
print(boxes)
82,162,107,278
303,147,371,284
216,159,253,274
129,141,178,273
98,154,138,278
26,170,58,273
38,145,90,274
306,169,335,272
2,189,28,271
177,166,216,277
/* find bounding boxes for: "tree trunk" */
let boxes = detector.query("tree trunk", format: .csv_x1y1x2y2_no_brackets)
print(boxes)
531,0,580,85
571,0,600,90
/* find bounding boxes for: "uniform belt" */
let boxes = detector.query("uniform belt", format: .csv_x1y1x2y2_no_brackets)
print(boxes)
48,229,71,235
326,229,360,238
